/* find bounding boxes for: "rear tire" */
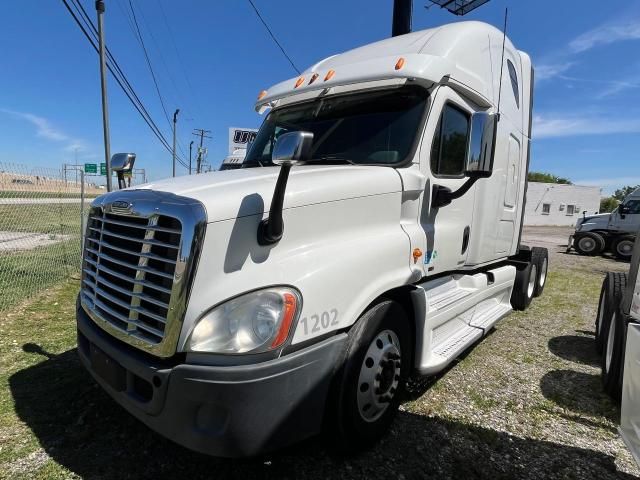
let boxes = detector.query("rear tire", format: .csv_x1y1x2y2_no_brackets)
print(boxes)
596,272,627,353
531,247,549,297
574,232,606,256
612,235,635,261
602,308,629,402
511,262,537,311
327,299,411,453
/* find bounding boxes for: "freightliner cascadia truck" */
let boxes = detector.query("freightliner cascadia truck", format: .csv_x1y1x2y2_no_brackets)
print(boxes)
76,21,549,457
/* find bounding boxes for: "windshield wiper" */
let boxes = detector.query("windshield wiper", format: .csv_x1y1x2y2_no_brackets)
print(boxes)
311,156,356,165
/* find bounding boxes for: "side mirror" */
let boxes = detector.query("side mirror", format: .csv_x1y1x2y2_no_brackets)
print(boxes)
620,205,630,215
465,112,497,178
110,153,136,190
110,153,136,173
272,131,313,166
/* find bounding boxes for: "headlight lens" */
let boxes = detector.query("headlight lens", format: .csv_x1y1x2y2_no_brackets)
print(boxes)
187,287,301,354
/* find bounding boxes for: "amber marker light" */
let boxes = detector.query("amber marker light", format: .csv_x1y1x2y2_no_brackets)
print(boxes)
395,57,405,70
309,73,319,84
324,69,335,81
257,90,267,100
270,293,298,349
294,76,305,88
413,248,423,263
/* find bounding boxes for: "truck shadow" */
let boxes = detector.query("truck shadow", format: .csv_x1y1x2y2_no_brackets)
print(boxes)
547,335,600,368
9,344,636,480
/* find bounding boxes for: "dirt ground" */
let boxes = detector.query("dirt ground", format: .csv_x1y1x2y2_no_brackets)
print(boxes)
0,226,637,479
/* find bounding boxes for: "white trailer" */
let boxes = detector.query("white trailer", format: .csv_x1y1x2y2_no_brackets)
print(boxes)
75,21,548,457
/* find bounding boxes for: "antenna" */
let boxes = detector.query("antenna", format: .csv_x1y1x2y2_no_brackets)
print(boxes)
496,7,508,121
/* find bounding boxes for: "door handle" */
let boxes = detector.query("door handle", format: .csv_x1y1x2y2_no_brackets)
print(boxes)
462,226,471,255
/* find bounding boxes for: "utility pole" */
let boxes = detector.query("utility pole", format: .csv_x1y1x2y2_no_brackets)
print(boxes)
172,108,180,177
192,129,211,174
96,0,112,192
189,140,194,174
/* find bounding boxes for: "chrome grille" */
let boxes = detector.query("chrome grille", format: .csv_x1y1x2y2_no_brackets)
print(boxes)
82,209,181,344
80,191,206,357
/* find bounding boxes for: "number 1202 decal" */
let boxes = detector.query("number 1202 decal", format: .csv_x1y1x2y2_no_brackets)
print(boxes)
298,309,339,335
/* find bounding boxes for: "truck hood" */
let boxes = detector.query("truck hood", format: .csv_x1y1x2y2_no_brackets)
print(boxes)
134,165,403,222
578,212,610,230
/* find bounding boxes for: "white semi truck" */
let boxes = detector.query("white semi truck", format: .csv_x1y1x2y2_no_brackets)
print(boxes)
76,21,549,457
571,187,640,261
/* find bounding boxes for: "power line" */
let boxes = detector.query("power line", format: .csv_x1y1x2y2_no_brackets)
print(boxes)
60,0,189,169
246,0,300,75
127,0,172,129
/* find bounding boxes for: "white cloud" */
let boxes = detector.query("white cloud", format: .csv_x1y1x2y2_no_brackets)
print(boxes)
536,62,575,81
573,177,640,195
569,20,640,53
0,108,90,153
533,113,640,138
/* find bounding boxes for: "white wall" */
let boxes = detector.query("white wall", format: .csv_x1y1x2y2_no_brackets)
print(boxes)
524,182,601,226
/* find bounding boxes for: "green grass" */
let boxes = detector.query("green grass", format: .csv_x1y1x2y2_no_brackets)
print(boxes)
0,241,80,313
0,204,82,234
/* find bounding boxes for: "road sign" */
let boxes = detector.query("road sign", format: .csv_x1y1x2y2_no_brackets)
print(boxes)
100,163,107,175
84,163,97,174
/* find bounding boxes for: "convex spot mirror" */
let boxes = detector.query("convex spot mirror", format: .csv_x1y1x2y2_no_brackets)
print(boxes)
110,153,136,173
465,112,498,178
272,131,313,166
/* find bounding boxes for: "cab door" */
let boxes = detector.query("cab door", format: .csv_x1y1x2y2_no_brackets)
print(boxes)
613,199,640,233
418,87,477,275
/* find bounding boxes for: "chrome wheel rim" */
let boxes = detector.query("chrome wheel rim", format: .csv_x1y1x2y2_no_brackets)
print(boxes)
606,313,616,373
579,237,596,252
527,264,537,299
539,258,548,289
357,329,401,423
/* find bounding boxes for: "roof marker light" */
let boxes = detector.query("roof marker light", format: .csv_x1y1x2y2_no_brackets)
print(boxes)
309,73,319,85
294,76,305,88
324,69,335,81
395,57,405,70
257,90,267,100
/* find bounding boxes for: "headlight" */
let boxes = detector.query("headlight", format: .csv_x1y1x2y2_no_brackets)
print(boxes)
187,287,301,354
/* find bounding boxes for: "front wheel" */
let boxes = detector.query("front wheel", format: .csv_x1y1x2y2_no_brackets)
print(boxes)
327,299,411,452
574,232,606,256
612,236,635,261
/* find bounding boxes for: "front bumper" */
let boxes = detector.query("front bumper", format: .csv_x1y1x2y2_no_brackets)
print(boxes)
76,302,347,457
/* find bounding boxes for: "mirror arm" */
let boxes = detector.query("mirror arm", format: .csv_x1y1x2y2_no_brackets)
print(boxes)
258,164,292,245
432,177,479,209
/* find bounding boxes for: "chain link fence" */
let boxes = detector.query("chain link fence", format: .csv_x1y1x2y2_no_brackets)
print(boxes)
0,162,103,312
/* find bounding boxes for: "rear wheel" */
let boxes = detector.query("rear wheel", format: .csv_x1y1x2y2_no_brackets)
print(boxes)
511,262,537,311
531,247,549,297
596,272,627,354
574,232,605,256
327,299,411,452
612,236,635,261
602,308,629,401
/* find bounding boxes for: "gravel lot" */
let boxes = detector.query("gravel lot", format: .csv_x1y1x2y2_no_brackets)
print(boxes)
0,226,637,479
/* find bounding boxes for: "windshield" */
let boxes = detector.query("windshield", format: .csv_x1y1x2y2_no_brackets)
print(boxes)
243,85,428,167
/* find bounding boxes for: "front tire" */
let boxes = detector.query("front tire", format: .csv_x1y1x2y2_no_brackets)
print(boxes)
328,299,411,452
574,232,606,256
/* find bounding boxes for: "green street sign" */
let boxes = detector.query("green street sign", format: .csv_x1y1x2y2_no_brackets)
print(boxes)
100,163,107,175
84,163,97,174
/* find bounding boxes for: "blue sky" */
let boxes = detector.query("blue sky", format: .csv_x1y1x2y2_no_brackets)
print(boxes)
0,0,638,193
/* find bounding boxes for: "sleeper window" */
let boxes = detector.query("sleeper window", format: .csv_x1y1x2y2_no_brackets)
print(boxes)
431,104,470,177
507,60,519,109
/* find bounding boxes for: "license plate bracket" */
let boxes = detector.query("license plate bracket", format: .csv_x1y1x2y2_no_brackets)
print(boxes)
90,343,126,392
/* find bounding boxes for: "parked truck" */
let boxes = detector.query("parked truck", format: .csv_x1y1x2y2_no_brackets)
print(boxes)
595,233,640,465
76,21,549,457
570,187,640,260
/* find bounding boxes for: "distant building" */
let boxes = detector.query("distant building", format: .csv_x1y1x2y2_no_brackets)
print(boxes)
524,182,601,226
